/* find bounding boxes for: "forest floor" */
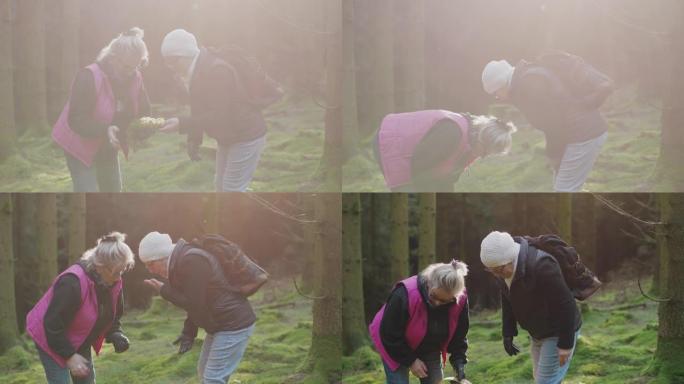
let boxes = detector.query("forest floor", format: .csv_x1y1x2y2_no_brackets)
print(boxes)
343,88,681,192
0,279,318,384
0,97,329,192
342,270,665,384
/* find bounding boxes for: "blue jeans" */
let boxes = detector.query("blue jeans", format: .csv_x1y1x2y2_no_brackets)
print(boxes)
382,353,443,384
215,136,266,192
530,330,580,384
197,324,255,384
65,148,122,192
553,132,607,192
37,344,95,384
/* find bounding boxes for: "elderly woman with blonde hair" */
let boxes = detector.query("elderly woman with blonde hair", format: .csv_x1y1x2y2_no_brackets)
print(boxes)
369,260,472,384
52,27,152,192
25,232,135,384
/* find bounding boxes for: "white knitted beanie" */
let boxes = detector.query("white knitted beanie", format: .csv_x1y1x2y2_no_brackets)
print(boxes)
480,231,520,268
161,29,200,58
482,60,515,95
138,231,174,263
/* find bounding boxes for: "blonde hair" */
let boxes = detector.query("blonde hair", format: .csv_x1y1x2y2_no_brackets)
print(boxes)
81,232,135,272
471,115,517,156
420,260,469,297
97,27,149,67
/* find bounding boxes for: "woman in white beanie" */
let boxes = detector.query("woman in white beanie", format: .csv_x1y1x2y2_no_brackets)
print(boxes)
480,231,583,383
482,53,613,192
374,110,517,192
139,231,256,384
368,260,472,384
26,233,134,384
52,28,151,192
158,29,279,192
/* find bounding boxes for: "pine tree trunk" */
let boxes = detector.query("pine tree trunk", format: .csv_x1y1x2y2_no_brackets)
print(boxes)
362,194,393,321
393,0,425,112
0,0,15,159
417,193,436,271
306,193,342,381
66,193,86,264
342,0,360,161
36,194,58,289
573,194,597,271
653,194,684,381
556,194,572,242
45,0,80,123
0,194,19,353
353,0,394,137
389,194,409,282
342,193,368,354
13,0,48,133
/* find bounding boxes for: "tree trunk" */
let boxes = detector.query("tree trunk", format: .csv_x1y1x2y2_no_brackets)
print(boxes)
319,0,342,191
556,194,572,242
655,4,684,189
45,0,80,123
0,194,19,353
342,0,360,162
362,194,393,321
342,193,368,354
393,0,425,112
353,0,394,137
653,193,684,381
417,193,436,271
389,194,409,282
572,194,597,271
13,0,48,133
306,193,342,381
66,193,86,264
36,194,58,289
0,0,15,159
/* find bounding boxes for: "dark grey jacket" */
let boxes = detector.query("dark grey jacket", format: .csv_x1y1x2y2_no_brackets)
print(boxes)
509,60,607,168
160,239,256,336
501,238,581,349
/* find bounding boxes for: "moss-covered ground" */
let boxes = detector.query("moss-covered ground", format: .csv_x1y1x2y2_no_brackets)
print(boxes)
0,279,315,384
342,274,664,384
343,88,681,192
0,97,327,192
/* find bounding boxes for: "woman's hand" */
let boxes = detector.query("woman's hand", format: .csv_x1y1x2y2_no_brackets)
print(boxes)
160,117,180,133
558,347,572,366
66,353,90,378
107,126,121,151
144,278,164,295
409,358,428,379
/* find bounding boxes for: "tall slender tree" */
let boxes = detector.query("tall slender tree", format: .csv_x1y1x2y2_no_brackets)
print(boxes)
417,193,436,270
45,0,80,122
13,0,48,133
556,194,573,242
393,0,425,112
0,194,18,353
653,194,684,381
65,193,86,264
389,194,409,282
342,193,368,354
306,192,342,381
0,0,15,159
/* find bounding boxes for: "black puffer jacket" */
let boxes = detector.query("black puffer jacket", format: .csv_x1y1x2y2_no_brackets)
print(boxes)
509,60,607,168
160,239,256,336
501,237,582,349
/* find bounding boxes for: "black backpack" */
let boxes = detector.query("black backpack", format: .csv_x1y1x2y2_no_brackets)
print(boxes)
191,234,269,297
534,51,613,106
210,46,284,109
524,234,602,301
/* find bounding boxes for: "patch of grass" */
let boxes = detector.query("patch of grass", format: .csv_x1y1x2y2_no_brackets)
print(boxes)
342,277,661,384
1,279,314,384
343,88,677,192
0,98,327,192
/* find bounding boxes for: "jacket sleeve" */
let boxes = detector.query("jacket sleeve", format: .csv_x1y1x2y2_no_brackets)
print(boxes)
379,287,417,367
105,290,125,339
178,64,239,146
411,120,464,178
537,258,578,349
181,316,199,339
448,297,469,369
43,274,81,359
67,69,110,139
501,291,518,338
159,254,215,330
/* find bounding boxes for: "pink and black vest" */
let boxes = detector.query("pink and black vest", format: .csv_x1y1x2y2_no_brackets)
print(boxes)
25,264,122,367
52,63,143,167
368,275,468,371
377,110,472,189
